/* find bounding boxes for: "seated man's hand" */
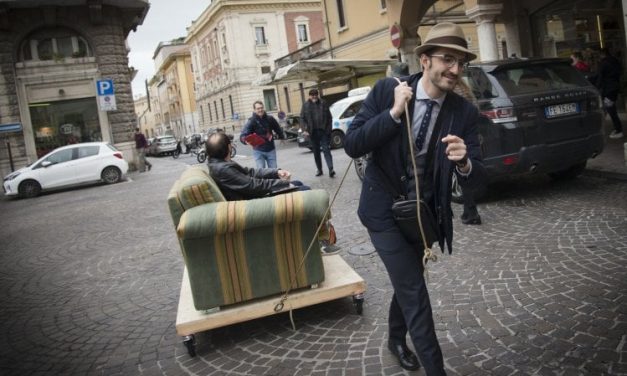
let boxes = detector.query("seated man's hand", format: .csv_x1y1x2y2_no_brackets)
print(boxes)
278,169,291,181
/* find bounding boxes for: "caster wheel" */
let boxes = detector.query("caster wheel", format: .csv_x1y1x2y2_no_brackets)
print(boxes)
183,335,196,357
352,294,364,315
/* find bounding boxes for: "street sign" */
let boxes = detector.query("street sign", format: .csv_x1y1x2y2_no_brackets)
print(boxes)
0,123,22,133
96,79,114,96
96,79,117,111
390,23,403,49
98,95,117,111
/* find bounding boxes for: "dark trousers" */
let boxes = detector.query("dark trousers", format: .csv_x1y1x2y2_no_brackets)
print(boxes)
310,129,334,172
369,227,446,376
606,103,623,133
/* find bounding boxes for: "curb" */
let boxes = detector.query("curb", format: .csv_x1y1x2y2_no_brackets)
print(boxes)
583,168,627,181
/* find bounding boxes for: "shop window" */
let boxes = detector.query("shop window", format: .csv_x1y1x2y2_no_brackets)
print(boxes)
19,27,93,61
29,98,101,158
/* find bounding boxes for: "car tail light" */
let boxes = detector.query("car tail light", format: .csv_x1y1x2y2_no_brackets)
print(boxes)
113,152,123,160
502,155,518,166
481,107,517,123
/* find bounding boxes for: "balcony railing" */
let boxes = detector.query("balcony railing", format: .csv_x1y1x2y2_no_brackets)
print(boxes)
274,39,326,68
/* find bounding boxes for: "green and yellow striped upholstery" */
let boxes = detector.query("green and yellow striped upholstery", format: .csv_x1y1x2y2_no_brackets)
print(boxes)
169,166,328,311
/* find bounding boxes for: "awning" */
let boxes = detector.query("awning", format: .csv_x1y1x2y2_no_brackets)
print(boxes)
255,59,397,88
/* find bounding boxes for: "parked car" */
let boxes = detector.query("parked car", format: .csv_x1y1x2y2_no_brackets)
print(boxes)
298,87,370,150
3,142,129,198
353,59,604,203
282,115,301,140
149,135,177,156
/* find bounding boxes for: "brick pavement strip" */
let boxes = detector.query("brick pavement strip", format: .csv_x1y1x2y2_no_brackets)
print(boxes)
0,145,626,375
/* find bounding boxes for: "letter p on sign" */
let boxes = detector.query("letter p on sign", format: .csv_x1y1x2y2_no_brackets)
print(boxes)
96,79,114,96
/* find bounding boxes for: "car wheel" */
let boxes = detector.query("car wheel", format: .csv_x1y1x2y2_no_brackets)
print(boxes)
353,156,367,181
451,173,464,204
548,161,586,180
18,179,42,198
101,166,122,184
330,130,344,149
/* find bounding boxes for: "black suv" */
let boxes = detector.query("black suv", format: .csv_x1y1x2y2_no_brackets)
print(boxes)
353,59,605,201
451,58,604,200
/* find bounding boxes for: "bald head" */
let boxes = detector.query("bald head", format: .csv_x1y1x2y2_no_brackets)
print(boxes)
206,132,231,160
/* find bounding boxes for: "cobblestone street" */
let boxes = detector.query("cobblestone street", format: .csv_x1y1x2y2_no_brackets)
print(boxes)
1,143,626,375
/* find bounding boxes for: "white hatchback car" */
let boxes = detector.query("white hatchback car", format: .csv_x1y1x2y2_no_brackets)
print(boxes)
3,142,129,198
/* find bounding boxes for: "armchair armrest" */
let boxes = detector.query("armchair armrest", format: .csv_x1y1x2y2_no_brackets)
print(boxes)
177,189,330,240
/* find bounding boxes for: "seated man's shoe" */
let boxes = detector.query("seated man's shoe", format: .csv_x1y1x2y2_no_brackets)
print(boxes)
388,341,421,371
329,169,336,178
315,170,323,176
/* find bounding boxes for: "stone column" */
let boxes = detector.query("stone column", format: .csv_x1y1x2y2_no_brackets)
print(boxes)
466,3,503,61
504,22,522,58
400,37,420,74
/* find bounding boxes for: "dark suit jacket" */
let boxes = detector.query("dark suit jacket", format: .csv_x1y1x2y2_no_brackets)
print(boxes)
344,73,487,253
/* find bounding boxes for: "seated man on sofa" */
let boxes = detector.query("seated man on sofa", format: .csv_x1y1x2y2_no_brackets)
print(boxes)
206,132,339,254
206,132,309,200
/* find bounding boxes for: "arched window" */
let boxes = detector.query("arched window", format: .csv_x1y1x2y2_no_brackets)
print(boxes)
19,27,93,61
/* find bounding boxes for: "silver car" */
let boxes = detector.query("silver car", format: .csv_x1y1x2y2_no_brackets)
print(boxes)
149,135,177,156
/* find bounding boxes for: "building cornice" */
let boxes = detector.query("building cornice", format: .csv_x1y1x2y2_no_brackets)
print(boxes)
185,0,321,43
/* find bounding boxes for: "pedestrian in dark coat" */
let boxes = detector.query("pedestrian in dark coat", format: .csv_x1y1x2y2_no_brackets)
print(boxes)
595,48,624,138
300,88,335,177
240,101,285,168
344,22,487,375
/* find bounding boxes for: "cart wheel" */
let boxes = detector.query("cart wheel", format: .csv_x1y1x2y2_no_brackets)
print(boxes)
183,335,196,357
353,294,364,315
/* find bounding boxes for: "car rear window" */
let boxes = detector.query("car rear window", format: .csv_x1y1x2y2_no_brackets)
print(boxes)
158,137,176,144
489,63,591,95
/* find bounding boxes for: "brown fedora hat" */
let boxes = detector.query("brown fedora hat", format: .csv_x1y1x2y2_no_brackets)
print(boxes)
414,22,477,61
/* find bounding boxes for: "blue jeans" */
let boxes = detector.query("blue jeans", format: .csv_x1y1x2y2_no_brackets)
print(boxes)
252,148,278,169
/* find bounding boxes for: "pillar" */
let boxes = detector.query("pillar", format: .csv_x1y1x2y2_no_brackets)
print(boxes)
400,37,421,74
466,3,503,61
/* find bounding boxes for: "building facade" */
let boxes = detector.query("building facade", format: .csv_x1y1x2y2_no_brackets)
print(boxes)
0,0,149,177
185,0,325,132
149,40,198,139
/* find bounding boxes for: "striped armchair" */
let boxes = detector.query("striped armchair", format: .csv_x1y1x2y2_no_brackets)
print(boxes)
168,165,328,311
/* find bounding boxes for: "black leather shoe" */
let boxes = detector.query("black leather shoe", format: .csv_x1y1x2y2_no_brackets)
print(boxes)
329,169,336,178
388,341,421,371
315,170,323,176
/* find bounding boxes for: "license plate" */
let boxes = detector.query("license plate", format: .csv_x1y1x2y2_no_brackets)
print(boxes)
544,103,579,118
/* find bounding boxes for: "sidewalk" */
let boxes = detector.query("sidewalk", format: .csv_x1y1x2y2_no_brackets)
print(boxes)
584,117,627,180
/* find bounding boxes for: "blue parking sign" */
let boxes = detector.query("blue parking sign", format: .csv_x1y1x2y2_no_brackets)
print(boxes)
96,79,114,96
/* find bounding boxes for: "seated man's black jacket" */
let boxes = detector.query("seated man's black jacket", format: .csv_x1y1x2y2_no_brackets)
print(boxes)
208,157,289,201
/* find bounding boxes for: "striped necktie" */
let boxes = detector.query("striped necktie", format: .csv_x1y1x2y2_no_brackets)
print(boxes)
415,100,437,152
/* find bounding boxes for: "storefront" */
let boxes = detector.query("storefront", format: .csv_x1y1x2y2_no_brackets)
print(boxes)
530,0,625,71
0,1,149,177
29,98,101,158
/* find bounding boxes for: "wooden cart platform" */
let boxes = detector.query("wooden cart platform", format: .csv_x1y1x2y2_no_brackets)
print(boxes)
176,254,366,356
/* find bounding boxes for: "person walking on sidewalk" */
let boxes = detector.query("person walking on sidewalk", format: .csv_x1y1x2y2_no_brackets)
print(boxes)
134,127,152,172
595,48,624,139
240,101,285,169
300,89,335,177
344,22,487,375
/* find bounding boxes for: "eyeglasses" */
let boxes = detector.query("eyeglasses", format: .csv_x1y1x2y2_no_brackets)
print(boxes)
429,54,469,69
